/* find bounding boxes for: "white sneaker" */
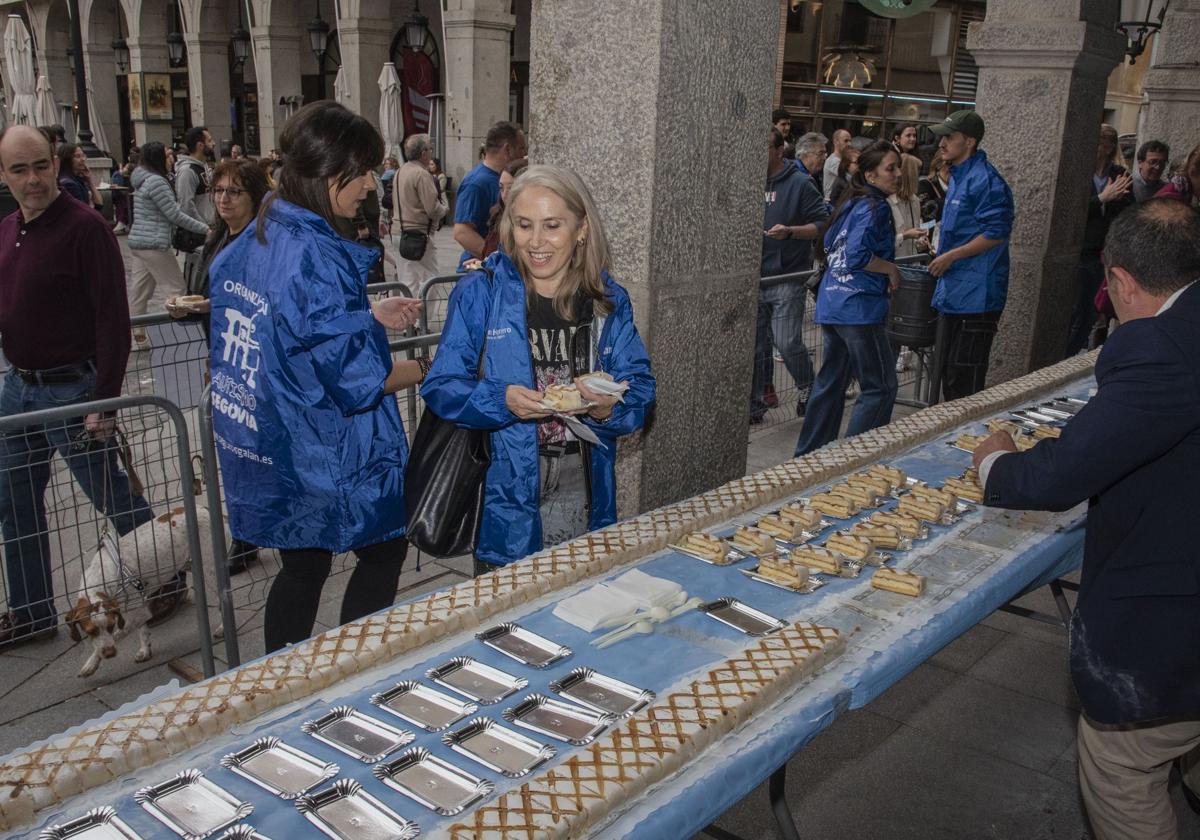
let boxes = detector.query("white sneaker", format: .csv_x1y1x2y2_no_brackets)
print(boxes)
132,332,151,352
112,222,128,234
895,348,912,372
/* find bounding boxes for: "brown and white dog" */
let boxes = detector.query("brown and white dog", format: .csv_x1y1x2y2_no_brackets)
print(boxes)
66,504,214,678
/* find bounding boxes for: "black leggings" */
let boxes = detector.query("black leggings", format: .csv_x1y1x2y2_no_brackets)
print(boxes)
264,536,408,653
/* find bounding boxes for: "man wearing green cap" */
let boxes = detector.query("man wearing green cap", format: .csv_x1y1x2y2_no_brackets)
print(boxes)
928,109,1014,399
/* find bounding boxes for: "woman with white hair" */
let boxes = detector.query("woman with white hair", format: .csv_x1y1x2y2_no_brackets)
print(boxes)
392,132,447,287
422,165,656,575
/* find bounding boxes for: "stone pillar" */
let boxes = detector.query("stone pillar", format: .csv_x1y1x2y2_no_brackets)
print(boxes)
126,39,173,146
248,25,301,155
184,34,233,149
966,0,1127,384
530,0,778,514
336,14,392,129
1139,0,1200,161
442,0,515,183
82,45,122,158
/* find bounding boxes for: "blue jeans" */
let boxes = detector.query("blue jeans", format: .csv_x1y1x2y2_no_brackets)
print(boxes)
0,370,154,628
794,323,898,457
750,282,814,417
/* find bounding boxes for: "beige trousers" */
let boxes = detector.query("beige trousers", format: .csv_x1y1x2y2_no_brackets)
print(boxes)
393,234,440,292
128,248,186,318
1078,714,1200,840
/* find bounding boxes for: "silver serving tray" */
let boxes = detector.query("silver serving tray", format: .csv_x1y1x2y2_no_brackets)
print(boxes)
372,747,494,816
739,565,826,593
426,656,528,704
477,623,572,668
502,693,617,746
369,681,478,732
38,807,143,840
216,828,270,840
667,541,745,566
220,737,338,799
300,706,414,763
134,770,252,840
547,668,655,718
442,717,557,777
697,597,787,636
296,779,419,840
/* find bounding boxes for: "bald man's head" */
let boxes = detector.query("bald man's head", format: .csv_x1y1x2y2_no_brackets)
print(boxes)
0,125,61,221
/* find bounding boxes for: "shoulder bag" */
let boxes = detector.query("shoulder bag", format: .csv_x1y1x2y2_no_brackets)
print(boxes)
404,272,492,558
395,171,430,262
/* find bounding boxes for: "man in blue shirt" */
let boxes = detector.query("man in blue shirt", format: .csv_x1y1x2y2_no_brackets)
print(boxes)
928,110,1014,399
452,121,526,269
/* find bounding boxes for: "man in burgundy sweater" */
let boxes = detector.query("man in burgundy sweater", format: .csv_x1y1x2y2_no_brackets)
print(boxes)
0,126,157,647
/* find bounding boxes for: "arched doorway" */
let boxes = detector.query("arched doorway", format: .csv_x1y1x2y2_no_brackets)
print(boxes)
389,23,440,138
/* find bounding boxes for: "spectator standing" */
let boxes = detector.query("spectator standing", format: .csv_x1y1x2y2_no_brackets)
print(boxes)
379,155,400,227
794,142,903,457
453,121,526,269
824,128,851,201
209,102,425,652
828,146,860,208
773,108,798,157
429,157,448,200
1067,124,1133,356
891,123,918,158
972,200,1200,840
927,110,1014,399
56,143,103,211
127,141,209,349
751,128,829,422
230,144,244,160
393,133,448,288
0,126,161,647
793,132,828,196
888,153,929,372
918,150,950,228
422,165,655,573
1155,143,1200,208
1131,139,1169,203
110,153,136,233
482,157,529,258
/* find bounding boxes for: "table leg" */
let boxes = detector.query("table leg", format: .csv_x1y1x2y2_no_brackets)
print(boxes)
700,765,802,840
999,578,1076,629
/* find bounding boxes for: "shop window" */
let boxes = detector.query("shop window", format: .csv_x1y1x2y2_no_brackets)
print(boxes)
888,8,955,96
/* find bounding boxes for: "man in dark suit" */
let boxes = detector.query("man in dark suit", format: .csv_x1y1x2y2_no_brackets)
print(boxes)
972,198,1200,839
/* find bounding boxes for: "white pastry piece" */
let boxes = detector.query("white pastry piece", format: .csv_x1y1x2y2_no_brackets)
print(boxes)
757,514,807,542
808,492,857,519
871,567,926,597
777,504,823,530
867,464,906,490
756,557,810,589
731,526,775,556
849,522,903,550
680,533,728,562
825,531,874,561
868,511,925,540
898,495,945,523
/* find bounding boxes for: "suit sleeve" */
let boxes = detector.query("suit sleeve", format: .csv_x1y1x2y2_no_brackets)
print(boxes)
985,320,1200,511
582,294,655,439
420,275,518,430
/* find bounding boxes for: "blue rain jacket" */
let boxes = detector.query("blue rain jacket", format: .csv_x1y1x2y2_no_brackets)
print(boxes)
208,198,408,552
421,253,655,566
932,150,1014,314
815,189,895,325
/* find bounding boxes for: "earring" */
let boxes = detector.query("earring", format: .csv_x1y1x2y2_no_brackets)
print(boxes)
576,237,586,247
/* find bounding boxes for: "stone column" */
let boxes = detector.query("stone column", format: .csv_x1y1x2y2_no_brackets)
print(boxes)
1139,0,1200,161
335,14,392,130
82,45,122,159
184,34,233,148
442,0,515,183
126,40,173,146
248,25,301,155
966,0,1127,384
530,0,778,514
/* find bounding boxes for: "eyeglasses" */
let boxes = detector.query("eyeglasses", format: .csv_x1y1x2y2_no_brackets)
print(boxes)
212,187,247,198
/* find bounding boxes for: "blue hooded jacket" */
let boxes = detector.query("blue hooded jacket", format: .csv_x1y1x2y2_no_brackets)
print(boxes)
814,188,895,325
932,150,1014,314
208,198,408,553
421,253,655,566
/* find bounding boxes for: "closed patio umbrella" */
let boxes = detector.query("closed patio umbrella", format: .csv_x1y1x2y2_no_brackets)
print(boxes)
86,80,111,155
377,62,403,162
3,15,37,125
333,65,351,107
33,75,58,126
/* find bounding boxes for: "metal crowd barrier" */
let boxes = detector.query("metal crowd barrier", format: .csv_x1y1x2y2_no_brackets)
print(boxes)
752,254,933,435
0,394,218,677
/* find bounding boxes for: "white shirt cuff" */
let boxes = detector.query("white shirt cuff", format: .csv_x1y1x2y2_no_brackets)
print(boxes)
978,450,1008,492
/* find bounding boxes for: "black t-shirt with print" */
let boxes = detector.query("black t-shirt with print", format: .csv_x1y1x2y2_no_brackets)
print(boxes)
527,293,578,448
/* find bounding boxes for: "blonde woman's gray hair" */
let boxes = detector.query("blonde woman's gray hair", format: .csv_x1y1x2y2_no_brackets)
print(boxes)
499,164,613,320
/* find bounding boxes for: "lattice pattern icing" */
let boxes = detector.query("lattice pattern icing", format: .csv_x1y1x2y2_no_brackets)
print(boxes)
0,351,1095,831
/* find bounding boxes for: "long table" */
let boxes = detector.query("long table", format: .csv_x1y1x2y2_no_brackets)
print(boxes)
5,366,1094,840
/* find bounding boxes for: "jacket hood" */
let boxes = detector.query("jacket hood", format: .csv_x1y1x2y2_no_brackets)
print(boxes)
766,162,799,188
265,197,380,278
130,167,157,189
174,154,205,175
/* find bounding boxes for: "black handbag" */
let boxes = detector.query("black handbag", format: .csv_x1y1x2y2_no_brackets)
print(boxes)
395,180,430,261
404,295,491,558
172,226,207,253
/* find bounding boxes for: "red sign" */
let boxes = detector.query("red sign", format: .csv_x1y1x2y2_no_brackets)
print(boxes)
401,50,437,137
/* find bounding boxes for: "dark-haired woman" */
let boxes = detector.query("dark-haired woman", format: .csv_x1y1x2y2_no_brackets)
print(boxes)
165,158,271,574
208,101,425,652
56,143,103,211
422,164,655,573
481,156,528,258
794,142,903,457
128,141,209,349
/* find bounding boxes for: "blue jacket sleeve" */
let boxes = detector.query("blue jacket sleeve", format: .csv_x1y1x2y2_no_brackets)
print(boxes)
420,274,517,429
976,171,1014,242
839,202,878,272
985,320,1200,511
583,294,655,439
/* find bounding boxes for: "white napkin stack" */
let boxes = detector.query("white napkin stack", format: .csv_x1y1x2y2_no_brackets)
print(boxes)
553,569,682,632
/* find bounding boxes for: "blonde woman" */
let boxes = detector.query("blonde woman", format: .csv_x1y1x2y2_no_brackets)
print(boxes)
422,165,656,574
889,153,927,372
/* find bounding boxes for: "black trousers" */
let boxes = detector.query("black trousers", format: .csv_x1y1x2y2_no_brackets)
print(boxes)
265,536,408,653
940,310,1002,401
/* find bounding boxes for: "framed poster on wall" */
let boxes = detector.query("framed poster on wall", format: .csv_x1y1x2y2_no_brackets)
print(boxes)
143,73,173,121
127,72,145,121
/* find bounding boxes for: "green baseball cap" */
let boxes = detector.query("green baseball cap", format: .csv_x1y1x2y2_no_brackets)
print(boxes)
930,110,985,141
